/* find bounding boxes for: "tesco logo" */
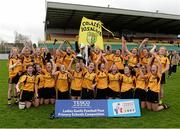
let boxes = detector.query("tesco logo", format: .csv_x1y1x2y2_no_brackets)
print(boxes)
73,101,90,107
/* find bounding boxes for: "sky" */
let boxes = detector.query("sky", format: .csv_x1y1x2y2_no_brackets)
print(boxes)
0,0,180,43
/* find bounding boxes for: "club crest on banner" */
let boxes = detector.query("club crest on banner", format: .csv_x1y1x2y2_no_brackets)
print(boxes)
78,17,104,50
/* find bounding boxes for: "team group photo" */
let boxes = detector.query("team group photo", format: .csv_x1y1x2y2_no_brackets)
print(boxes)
0,0,180,128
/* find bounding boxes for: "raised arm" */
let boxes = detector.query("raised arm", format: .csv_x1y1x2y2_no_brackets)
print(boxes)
51,59,58,76
122,36,132,56
154,53,162,75
138,38,148,55
150,43,157,54
58,41,65,51
67,58,74,71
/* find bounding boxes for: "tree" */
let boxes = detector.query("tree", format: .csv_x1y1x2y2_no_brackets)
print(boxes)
14,31,31,44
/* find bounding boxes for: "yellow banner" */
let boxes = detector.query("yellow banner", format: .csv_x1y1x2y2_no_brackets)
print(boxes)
78,17,104,50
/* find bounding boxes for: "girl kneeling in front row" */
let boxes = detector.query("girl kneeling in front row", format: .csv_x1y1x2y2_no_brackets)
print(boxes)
16,64,37,109
143,53,169,111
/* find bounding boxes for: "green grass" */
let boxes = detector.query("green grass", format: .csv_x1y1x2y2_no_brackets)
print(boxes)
0,60,180,128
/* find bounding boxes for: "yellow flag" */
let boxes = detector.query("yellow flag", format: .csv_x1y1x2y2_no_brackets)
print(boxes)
78,17,104,50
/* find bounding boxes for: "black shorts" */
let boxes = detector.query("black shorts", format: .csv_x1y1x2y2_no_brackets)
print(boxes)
161,73,166,84
43,87,56,99
71,89,81,97
131,67,136,76
38,88,44,98
8,73,21,84
21,90,34,102
107,88,119,98
134,88,146,101
120,89,134,99
119,69,124,74
81,88,94,99
147,90,159,103
58,90,69,99
172,65,177,73
96,88,108,99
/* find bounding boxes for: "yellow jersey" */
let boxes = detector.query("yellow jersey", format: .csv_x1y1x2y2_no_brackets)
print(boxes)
35,73,45,89
128,55,138,67
42,69,55,88
140,57,150,66
19,74,35,92
62,52,75,68
34,55,44,68
82,71,96,90
71,70,83,91
91,52,101,63
121,74,135,92
9,57,22,78
135,73,147,90
108,73,121,92
105,53,114,69
113,56,124,70
147,73,161,92
154,55,170,71
56,71,69,92
96,70,108,89
22,55,33,71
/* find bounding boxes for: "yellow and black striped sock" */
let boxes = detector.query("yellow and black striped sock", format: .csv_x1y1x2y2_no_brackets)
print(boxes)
14,96,18,103
8,98,11,105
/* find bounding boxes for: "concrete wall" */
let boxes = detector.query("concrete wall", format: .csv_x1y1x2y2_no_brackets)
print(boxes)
0,54,9,59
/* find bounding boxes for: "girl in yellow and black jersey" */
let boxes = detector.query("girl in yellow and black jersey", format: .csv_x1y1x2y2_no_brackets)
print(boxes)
122,37,138,76
134,64,148,108
91,47,101,64
34,64,45,107
53,64,72,100
81,62,97,99
142,53,169,111
34,48,44,69
104,45,115,70
107,64,121,99
138,38,150,66
113,49,124,74
21,47,34,72
120,65,135,99
95,52,109,99
8,47,23,105
16,64,37,109
54,49,64,70
60,47,76,69
42,61,56,105
67,58,84,100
